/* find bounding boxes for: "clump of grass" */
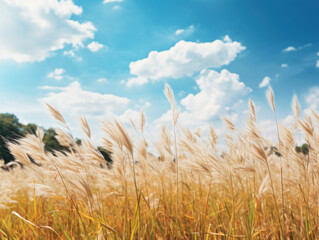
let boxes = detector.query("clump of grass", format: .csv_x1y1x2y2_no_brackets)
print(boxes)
0,85,319,239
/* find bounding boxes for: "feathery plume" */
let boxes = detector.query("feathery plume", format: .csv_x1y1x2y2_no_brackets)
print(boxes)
249,99,256,122
46,104,67,127
222,116,236,131
266,86,275,113
80,116,91,139
140,110,145,133
292,95,300,119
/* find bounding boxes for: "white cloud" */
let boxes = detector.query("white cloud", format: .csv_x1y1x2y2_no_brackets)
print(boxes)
40,81,130,117
63,49,82,61
63,50,75,57
316,60,319,68
281,63,288,68
305,86,319,111
223,35,232,43
317,52,319,56
258,120,277,142
103,0,123,3
47,68,65,81
97,78,108,83
283,115,294,128
126,77,148,88
127,37,245,86
175,29,184,35
175,25,195,36
257,114,296,143
87,41,104,52
156,69,251,128
259,76,271,88
0,0,96,62
282,43,312,53
283,46,296,52
118,109,140,126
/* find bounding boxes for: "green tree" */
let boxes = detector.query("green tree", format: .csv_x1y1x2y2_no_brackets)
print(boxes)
295,143,309,155
0,114,24,163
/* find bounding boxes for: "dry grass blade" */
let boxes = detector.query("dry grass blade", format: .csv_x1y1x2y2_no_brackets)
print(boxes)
80,116,91,138
46,103,67,127
208,127,218,147
140,110,145,133
101,119,133,155
164,84,175,108
12,211,62,239
266,86,275,113
249,99,256,122
114,120,133,156
55,128,74,147
299,115,314,137
8,143,31,166
292,95,300,119
222,116,236,131
251,142,267,164
160,125,172,155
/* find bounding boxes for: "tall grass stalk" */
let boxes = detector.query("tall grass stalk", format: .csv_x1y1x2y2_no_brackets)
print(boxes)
266,86,285,238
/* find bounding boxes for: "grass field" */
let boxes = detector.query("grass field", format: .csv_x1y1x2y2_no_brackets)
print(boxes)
0,85,318,239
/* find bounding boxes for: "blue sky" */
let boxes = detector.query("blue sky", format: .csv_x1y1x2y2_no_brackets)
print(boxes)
0,0,318,142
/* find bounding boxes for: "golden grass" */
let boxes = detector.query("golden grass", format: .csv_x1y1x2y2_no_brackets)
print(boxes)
0,86,319,239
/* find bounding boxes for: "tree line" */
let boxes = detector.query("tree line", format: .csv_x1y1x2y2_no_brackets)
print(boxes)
0,113,112,164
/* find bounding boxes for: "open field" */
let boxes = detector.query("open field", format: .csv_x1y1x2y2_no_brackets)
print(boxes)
0,85,319,239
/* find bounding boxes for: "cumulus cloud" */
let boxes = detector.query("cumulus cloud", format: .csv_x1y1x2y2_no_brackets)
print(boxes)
316,60,319,68
0,0,96,62
40,81,130,117
47,68,65,81
127,37,245,86
126,77,148,88
118,109,140,126
175,25,195,36
87,41,104,52
281,63,288,68
259,76,271,88
156,69,252,128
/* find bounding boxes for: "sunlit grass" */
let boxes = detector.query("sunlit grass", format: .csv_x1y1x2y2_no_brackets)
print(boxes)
0,85,319,239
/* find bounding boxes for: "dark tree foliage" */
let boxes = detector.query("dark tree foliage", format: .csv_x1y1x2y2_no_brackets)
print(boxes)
0,114,69,162
23,123,38,135
295,143,309,155
0,113,112,164
98,147,113,163
0,114,24,163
